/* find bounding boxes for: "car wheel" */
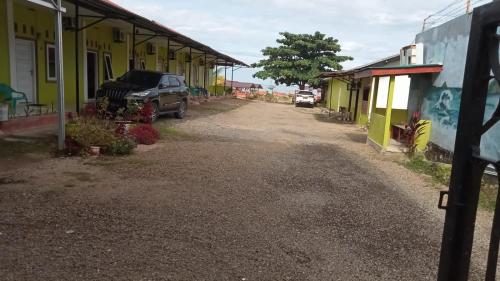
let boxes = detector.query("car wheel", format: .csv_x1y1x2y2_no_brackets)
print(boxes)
151,102,160,122
175,100,187,119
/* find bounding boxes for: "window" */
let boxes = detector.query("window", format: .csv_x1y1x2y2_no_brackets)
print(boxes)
168,76,180,87
159,75,170,87
46,44,56,81
103,53,114,81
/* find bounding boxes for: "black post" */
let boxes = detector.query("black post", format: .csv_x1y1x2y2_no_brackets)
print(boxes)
74,3,79,114
188,47,192,88
347,78,354,120
166,38,170,72
131,24,136,70
353,80,360,123
436,3,500,280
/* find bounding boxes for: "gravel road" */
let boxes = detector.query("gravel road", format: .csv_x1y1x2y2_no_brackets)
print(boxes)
0,99,491,280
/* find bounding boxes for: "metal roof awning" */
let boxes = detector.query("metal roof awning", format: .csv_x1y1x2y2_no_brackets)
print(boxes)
64,0,247,66
317,70,355,78
26,0,66,12
354,64,443,79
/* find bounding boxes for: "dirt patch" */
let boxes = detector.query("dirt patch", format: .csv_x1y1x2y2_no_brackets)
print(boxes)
0,99,491,280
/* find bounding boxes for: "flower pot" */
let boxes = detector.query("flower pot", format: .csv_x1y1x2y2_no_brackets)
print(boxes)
116,120,133,133
89,146,101,156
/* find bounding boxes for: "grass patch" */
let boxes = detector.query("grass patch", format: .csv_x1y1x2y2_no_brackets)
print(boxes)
404,154,452,186
153,124,198,140
404,154,497,212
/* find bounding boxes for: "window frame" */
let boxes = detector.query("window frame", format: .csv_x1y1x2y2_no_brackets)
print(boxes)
46,43,56,82
103,52,114,81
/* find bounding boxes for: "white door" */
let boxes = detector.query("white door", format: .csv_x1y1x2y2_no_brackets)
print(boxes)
15,39,36,103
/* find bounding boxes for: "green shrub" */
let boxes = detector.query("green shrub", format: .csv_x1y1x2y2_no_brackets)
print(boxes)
109,137,137,156
66,118,117,152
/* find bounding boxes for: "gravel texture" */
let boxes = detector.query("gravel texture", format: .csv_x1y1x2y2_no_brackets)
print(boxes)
0,99,492,280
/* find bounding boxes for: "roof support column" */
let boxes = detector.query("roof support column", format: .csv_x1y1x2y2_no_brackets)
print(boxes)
166,38,170,72
188,47,192,88
224,63,227,95
131,24,136,70
348,78,354,120
231,65,234,95
54,0,65,150
203,53,207,90
74,2,80,114
354,80,361,123
214,61,218,96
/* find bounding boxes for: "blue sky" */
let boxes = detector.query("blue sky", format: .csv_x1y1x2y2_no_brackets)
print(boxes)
113,0,469,91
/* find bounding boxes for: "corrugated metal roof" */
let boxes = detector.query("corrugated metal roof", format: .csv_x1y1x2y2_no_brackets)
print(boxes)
66,0,247,66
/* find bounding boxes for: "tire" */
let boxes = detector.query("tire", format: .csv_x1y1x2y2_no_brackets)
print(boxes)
151,101,160,122
175,100,187,119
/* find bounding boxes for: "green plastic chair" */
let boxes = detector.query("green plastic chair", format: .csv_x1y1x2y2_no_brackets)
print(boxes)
0,83,28,117
190,87,200,96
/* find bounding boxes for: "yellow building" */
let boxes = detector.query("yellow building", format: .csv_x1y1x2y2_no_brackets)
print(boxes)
0,0,246,116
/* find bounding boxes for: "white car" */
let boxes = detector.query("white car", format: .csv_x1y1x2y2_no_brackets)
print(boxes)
295,91,315,107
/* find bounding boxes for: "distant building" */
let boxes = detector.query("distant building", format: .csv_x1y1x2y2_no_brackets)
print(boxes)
224,80,263,93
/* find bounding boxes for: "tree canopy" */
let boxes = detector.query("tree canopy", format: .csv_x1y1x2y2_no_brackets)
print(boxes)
252,32,353,89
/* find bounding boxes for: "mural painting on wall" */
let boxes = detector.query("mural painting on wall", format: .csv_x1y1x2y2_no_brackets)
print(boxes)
421,83,461,152
422,81,500,161
481,81,500,162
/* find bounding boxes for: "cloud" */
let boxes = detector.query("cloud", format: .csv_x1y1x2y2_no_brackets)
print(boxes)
111,0,460,88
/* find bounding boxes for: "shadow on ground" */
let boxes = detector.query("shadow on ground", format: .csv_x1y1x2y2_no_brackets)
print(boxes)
313,113,352,125
346,133,368,144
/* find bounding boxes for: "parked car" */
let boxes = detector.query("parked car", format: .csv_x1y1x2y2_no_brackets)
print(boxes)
96,70,189,122
294,90,315,107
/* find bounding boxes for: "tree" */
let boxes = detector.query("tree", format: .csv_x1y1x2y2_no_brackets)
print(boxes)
252,32,353,90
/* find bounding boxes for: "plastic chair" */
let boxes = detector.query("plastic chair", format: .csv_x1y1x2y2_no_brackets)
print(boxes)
0,83,28,117
190,87,200,96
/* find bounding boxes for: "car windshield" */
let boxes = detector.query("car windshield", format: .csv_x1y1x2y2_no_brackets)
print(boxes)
298,91,314,96
119,71,162,88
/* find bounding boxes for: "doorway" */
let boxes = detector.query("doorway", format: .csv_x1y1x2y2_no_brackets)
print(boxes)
15,38,36,104
86,51,98,100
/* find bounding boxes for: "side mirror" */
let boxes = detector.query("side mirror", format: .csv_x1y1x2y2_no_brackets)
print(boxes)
159,83,168,89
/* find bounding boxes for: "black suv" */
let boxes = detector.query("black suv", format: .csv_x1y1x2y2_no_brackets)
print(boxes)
96,70,189,121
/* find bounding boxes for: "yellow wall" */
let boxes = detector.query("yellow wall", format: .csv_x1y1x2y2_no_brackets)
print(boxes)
353,78,372,126
0,0,9,85
367,76,397,149
368,113,386,147
86,22,128,86
325,78,349,111
391,109,409,125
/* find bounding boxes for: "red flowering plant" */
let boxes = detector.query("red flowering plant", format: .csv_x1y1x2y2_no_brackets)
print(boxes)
128,124,160,145
138,99,154,124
